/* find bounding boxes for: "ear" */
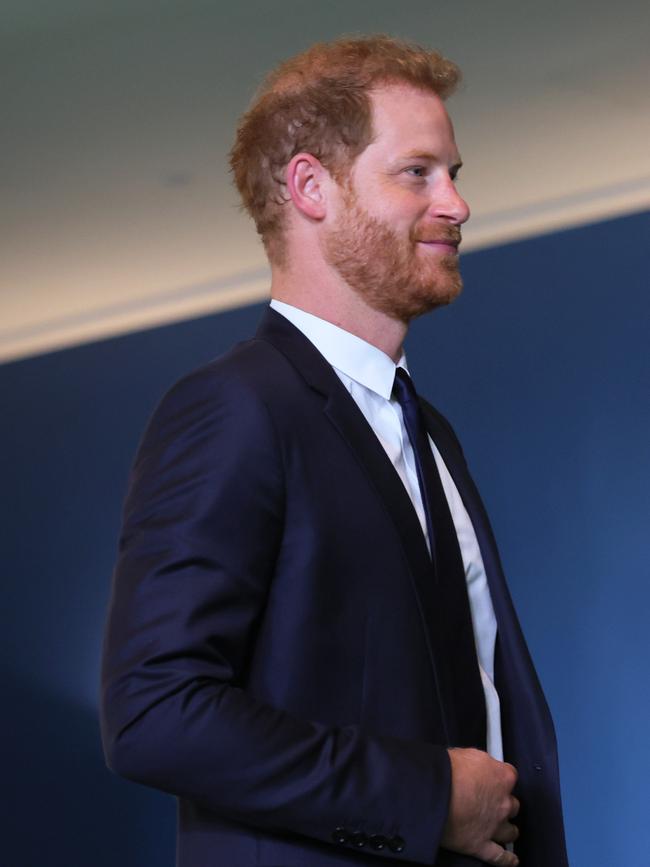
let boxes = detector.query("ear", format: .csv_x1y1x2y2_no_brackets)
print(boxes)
285,152,329,221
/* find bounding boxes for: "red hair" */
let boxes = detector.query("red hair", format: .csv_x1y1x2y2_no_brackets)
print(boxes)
229,35,461,264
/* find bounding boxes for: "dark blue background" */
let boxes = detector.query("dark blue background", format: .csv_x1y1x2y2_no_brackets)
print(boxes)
2,210,648,866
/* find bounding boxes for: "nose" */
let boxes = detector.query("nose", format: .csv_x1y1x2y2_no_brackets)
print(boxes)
430,173,470,225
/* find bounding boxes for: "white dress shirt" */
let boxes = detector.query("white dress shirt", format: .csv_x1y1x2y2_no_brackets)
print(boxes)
270,299,504,760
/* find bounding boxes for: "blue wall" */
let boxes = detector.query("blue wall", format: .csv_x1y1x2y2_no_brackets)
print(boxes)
2,209,648,866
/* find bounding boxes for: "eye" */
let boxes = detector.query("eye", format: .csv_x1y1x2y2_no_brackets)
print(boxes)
405,165,427,178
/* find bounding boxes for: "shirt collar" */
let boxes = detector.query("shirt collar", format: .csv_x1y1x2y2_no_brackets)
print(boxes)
270,300,407,400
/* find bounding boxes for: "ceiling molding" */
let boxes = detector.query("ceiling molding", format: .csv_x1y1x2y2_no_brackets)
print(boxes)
462,174,650,251
0,269,270,364
2,182,648,365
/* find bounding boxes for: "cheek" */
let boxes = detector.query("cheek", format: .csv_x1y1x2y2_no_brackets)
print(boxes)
380,209,422,239
366,185,424,223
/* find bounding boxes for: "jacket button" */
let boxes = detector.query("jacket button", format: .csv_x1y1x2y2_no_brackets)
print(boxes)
388,834,406,853
332,827,350,845
350,831,367,847
369,834,387,850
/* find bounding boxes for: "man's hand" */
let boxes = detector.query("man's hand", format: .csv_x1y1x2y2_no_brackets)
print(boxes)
441,748,520,866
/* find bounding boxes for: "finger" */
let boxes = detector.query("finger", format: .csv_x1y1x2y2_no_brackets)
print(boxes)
480,840,519,866
493,820,519,845
503,761,518,787
509,796,520,818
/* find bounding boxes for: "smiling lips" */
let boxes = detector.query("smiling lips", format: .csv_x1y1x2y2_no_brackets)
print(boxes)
418,240,460,253
413,228,462,253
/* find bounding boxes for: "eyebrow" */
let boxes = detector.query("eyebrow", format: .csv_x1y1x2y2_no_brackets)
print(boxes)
392,150,463,172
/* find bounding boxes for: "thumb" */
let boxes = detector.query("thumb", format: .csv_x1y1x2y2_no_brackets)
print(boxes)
479,841,519,866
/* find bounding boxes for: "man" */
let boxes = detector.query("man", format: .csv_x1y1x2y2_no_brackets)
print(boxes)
101,36,568,867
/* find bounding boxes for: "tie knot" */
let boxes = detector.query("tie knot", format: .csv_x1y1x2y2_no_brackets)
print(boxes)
393,367,418,407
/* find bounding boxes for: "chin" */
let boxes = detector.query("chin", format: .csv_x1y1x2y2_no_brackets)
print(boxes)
397,272,464,322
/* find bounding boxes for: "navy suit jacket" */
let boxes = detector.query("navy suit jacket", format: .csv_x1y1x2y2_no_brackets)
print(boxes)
101,308,569,866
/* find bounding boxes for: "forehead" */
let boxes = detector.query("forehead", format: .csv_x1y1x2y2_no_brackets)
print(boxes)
364,83,459,160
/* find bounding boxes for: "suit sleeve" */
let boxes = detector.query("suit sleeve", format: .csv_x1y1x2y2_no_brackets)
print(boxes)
100,364,451,864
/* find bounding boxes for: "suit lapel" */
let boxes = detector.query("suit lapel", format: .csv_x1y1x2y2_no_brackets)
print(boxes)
256,308,443,677
422,403,568,864
420,402,555,747
420,404,523,636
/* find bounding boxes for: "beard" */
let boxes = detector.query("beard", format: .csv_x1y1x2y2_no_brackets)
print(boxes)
322,187,463,323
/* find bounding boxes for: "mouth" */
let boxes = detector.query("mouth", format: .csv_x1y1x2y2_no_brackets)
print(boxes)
417,238,460,256
417,240,460,254
413,230,462,254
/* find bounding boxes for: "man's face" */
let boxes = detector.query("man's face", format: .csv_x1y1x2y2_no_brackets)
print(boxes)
323,84,470,323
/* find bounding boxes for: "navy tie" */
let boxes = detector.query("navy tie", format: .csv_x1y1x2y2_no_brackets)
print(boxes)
392,367,486,748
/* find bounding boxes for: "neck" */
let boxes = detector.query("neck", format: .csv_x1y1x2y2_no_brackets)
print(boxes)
270,269,408,363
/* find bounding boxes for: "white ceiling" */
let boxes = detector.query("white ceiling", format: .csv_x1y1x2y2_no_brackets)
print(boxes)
1,0,649,362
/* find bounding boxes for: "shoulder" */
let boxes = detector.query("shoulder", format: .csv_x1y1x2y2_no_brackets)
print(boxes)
166,336,296,405
130,337,303,475
148,336,303,433
123,338,296,523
